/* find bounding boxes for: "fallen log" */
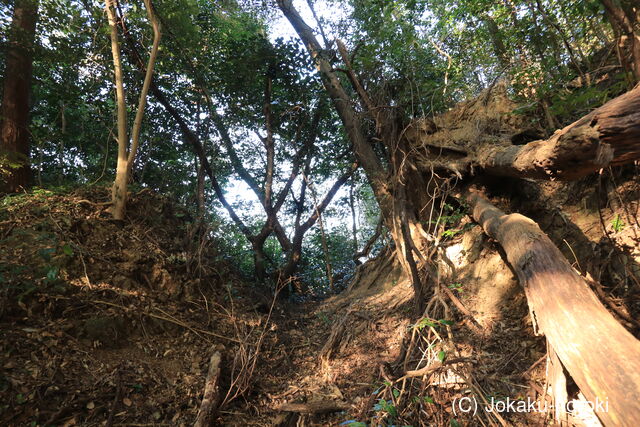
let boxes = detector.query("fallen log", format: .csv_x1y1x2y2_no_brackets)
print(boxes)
194,351,222,427
278,400,349,414
476,85,640,180
467,191,640,426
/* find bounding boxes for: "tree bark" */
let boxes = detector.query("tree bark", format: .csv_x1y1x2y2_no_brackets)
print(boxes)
353,216,382,265
1,0,38,193
483,14,510,70
276,0,392,216
601,0,640,81
467,191,640,426
280,162,358,281
474,84,640,180
193,351,222,427
106,0,161,220
196,159,205,220
349,179,358,253
127,0,161,177
278,0,434,309
104,0,129,220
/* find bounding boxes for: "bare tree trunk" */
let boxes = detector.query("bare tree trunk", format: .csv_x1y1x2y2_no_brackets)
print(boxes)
278,0,434,310
349,179,358,253
483,14,511,70
467,191,640,426
127,0,161,177
280,162,358,282
262,77,275,211
276,0,391,214
106,0,161,220
305,174,334,291
104,0,129,220
1,0,38,193
196,159,205,219
601,0,640,81
534,0,586,81
353,216,382,265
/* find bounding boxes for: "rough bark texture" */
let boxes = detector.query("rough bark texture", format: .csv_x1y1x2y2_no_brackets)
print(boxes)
467,191,640,426
1,0,38,193
193,351,222,427
476,84,640,180
601,0,640,81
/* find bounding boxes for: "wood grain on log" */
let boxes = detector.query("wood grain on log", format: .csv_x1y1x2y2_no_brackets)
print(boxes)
467,192,640,426
476,85,640,180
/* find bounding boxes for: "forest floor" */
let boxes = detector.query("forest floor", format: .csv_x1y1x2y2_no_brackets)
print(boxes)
1,172,638,426
0,187,360,426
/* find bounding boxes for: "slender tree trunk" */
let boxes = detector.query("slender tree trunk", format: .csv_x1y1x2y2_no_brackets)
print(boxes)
535,0,586,81
276,0,391,213
127,0,161,178
280,162,358,283
305,174,334,291
349,179,358,253
483,15,510,70
105,0,160,220
104,0,129,219
196,158,205,219
1,0,38,193
251,236,269,283
262,77,275,211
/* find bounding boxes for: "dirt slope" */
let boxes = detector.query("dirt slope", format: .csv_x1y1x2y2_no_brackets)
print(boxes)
1,167,638,426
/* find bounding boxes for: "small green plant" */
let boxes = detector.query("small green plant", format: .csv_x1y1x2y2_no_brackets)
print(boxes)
448,283,463,292
424,203,471,240
413,317,455,331
414,317,439,330
441,228,460,238
611,214,625,232
373,398,397,418
37,243,75,285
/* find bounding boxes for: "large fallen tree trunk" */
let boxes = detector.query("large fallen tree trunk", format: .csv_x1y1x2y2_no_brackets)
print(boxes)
476,85,640,180
467,191,640,426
